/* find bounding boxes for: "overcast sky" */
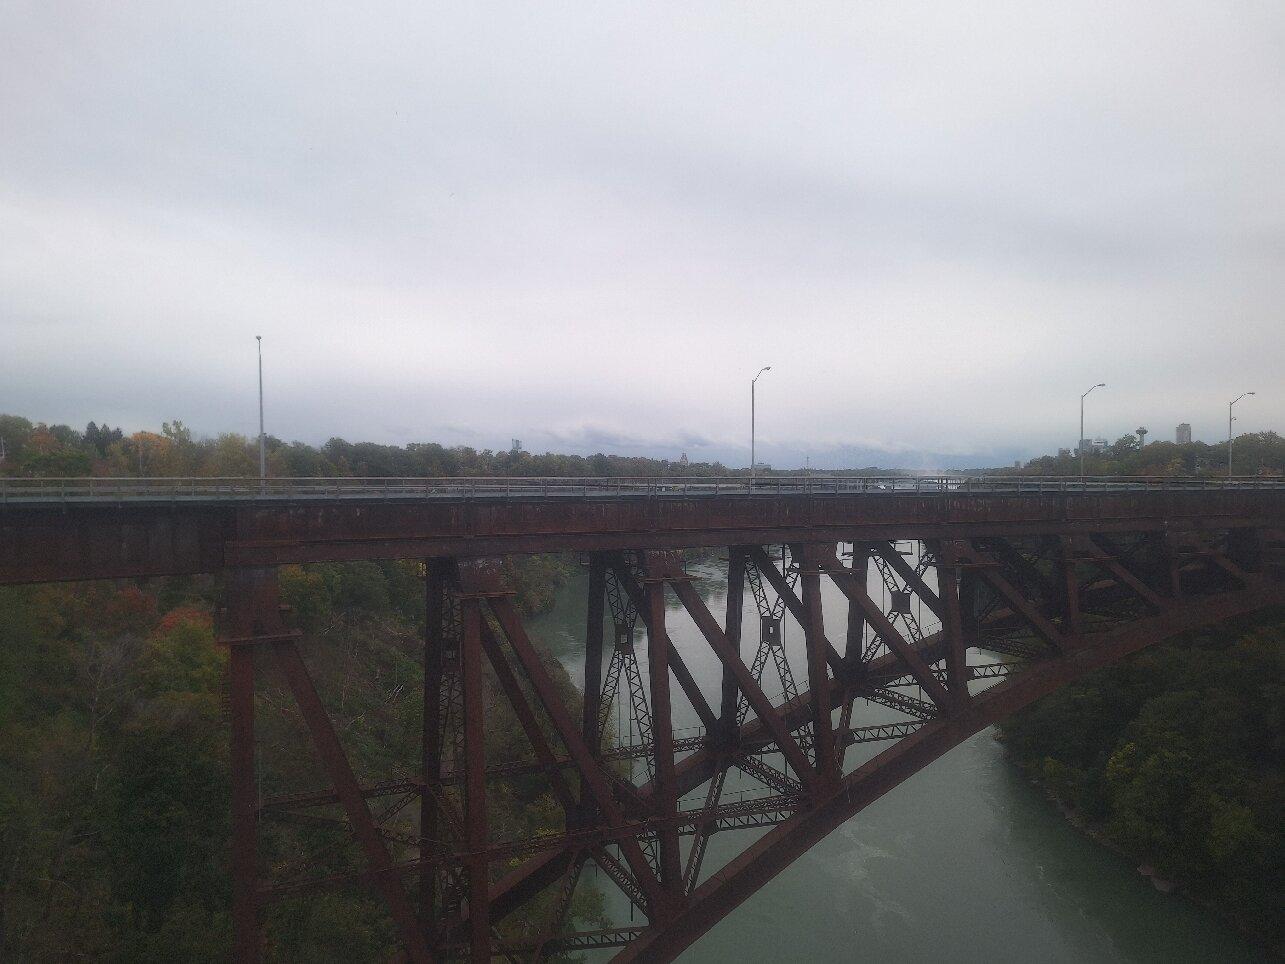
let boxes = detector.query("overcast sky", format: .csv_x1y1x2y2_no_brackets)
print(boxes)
2,2,1282,468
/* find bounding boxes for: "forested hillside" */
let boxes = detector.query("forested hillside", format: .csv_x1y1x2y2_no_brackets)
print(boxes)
0,552,599,960
995,436,1284,950
0,414,610,958
999,612,1284,948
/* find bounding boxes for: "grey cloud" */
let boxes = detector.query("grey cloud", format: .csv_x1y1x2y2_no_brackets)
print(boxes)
1,1,1281,467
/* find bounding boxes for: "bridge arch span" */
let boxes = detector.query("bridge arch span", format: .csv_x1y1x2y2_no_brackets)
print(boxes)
618,583,1281,961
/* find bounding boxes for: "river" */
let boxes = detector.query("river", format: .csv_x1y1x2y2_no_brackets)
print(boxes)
527,556,1268,963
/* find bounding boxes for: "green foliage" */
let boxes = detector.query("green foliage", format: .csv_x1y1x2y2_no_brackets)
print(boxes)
19,446,93,476
507,555,578,616
101,707,228,933
1012,431,1285,478
1000,612,1285,942
1,555,594,958
0,411,745,481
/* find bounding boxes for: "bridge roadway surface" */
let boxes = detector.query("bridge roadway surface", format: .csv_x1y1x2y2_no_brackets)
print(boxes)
2,475,1283,584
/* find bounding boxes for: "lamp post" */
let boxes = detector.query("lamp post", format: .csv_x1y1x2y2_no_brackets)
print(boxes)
1079,383,1106,479
256,336,266,487
1228,391,1255,479
751,366,771,485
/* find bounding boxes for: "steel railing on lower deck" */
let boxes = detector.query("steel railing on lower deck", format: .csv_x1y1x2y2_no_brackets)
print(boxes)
1,474,1282,504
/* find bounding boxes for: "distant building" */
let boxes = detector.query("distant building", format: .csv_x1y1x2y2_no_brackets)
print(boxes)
1078,438,1108,456
1014,459,1022,468
1176,423,1192,444
1057,447,1071,459
510,439,522,454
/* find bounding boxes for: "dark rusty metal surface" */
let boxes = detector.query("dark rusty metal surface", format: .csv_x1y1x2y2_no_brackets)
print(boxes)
1,488,1282,585
9,485,1283,962
614,581,1284,962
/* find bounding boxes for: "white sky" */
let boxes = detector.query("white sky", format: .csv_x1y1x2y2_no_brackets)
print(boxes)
2,2,1282,467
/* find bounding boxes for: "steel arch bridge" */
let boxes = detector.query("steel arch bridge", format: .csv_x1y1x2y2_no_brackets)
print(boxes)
2,476,1282,961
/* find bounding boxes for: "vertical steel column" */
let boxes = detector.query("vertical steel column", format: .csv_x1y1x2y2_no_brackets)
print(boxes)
421,559,447,939
1057,537,1083,636
644,568,683,901
844,545,870,666
934,541,970,709
229,643,258,963
796,545,837,782
1159,533,1184,599
224,567,273,964
582,555,607,749
582,554,607,772
460,595,490,960
958,554,981,651
837,543,870,768
720,548,746,745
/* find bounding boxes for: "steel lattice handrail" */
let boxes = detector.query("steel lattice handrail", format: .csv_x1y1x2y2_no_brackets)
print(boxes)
2,473,1282,504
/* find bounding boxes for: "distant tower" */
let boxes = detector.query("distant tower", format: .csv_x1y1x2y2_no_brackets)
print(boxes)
1176,423,1192,444
1136,426,1148,448
510,439,522,454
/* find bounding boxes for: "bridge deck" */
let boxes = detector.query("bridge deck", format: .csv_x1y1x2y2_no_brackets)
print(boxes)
2,474,1282,505
2,476,1282,585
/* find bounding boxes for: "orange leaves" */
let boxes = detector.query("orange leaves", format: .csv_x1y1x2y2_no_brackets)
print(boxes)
153,605,213,637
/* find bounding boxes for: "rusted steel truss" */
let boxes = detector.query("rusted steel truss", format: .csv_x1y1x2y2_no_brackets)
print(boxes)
198,510,1285,963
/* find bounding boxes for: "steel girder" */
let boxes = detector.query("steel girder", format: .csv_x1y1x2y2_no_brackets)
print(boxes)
4,487,1283,584
199,509,1285,962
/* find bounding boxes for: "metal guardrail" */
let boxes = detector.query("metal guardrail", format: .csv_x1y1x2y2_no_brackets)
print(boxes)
1,474,1282,504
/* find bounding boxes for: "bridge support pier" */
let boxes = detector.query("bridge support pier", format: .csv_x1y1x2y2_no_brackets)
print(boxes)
221,568,278,964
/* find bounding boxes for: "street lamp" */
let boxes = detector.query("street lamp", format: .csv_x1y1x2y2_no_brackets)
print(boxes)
751,366,771,485
1079,383,1106,479
256,336,266,486
1228,391,1255,479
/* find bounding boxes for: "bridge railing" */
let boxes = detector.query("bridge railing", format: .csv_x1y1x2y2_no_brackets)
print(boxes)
1,474,1282,503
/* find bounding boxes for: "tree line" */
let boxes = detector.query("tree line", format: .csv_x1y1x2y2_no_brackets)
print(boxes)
0,414,742,479
1002,431,1285,478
